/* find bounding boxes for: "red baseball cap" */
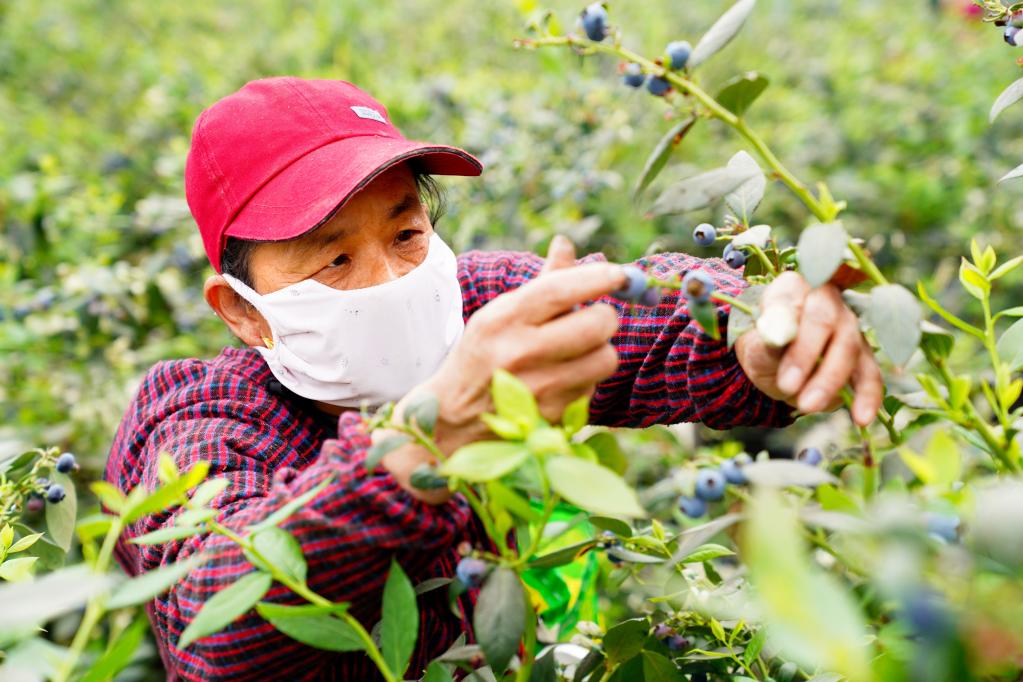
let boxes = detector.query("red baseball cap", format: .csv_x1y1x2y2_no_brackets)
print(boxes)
185,77,483,272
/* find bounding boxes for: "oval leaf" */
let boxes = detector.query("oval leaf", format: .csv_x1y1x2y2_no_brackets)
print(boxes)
249,527,307,584
178,571,272,648
997,318,1023,370
45,472,77,552
634,117,697,200
990,76,1023,123
690,0,758,68
381,559,418,677
492,369,540,426
717,72,769,118
797,222,849,288
998,162,1023,184
438,442,529,482
868,284,922,367
545,456,645,518
474,567,526,673
649,164,759,216
725,150,767,222
107,554,205,610
263,612,365,652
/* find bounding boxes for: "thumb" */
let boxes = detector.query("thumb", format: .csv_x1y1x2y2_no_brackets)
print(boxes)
540,235,577,275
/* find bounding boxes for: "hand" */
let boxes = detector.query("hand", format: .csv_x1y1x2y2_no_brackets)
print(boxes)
381,236,625,503
733,271,883,427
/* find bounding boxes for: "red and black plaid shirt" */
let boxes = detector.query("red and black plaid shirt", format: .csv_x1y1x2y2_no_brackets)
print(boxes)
106,249,792,681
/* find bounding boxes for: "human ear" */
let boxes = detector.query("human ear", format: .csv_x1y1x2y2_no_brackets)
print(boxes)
203,275,271,348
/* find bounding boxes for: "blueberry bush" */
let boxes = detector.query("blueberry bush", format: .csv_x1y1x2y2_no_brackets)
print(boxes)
2,0,1023,681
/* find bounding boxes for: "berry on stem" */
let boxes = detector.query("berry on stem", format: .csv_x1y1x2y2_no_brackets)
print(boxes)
580,3,608,42
622,63,645,88
455,557,489,588
26,495,44,514
647,75,671,97
681,271,715,304
652,623,673,640
678,495,707,519
665,40,692,70
56,452,77,474
796,446,824,466
1006,26,1022,46
46,484,66,504
666,635,690,651
612,265,648,303
693,223,717,247
723,244,746,269
694,468,726,502
721,453,752,485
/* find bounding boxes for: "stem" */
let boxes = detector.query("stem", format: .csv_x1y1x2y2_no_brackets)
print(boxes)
510,494,558,569
53,518,124,682
981,294,1011,429
710,290,754,316
459,484,509,557
746,243,778,276
515,595,538,682
847,241,889,286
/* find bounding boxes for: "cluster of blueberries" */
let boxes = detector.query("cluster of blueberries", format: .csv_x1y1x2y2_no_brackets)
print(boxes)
693,223,747,270
678,447,823,518
998,12,1023,46
25,452,76,512
578,3,691,97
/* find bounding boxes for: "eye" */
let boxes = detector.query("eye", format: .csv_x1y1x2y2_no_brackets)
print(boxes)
395,229,420,244
328,253,350,268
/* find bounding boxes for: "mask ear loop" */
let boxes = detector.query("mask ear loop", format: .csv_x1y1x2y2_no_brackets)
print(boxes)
221,273,279,351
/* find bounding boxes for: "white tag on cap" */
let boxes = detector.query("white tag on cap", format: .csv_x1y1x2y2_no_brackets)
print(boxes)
350,105,386,123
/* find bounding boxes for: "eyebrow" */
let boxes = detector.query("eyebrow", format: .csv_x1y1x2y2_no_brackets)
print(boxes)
387,192,420,220
284,192,421,261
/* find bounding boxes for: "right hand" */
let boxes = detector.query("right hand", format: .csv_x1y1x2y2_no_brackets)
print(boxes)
404,235,626,455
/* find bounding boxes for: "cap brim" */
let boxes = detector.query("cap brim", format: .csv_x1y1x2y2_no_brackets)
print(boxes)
222,136,482,247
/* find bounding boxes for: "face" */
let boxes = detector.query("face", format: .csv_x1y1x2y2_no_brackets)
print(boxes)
204,162,434,349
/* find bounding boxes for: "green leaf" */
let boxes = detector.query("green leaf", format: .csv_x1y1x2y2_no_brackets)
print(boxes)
717,72,769,118
990,76,1023,123
561,393,590,436
727,284,765,349
868,284,922,367
106,554,205,610
481,413,526,440
175,508,216,527
76,513,115,545
742,460,837,487
648,164,759,216
998,162,1023,184
641,651,684,682
492,369,541,427
530,649,558,682
959,259,990,300
998,319,1023,370
689,300,720,340
0,556,37,581
248,527,307,583
404,392,440,435
588,516,632,538
122,462,210,524
584,432,628,476
365,433,413,472
0,450,38,475
920,320,954,359
607,656,643,682
796,222,848,288
924,430,962,489
90,481,126,513
130,525,202,545
45,472,77,552
8,532,43,554
487,480,540,522
527,539,596,569
816,485,859,514
158,453,180,484
188,478,230,509
423,661,456,682
78,615,149,682
381,559,418,677
997,306,1023,320
546,456,645,518
602,618,647,665
178,571,273,648
259,609,365,652
724,151,767,224
633,117,696,200
438,441,530,482
1,523,13,551
991,255,1023,281
255,601,349,619
743,627,766,668
689,0,757,68
474,567,526,673
680,543,734,564
247,476,332,533
0,565,111,630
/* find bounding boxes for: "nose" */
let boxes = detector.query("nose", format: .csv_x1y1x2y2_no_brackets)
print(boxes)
361,244,413,288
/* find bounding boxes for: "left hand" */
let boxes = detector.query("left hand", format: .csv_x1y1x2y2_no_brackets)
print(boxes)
733,271,883,427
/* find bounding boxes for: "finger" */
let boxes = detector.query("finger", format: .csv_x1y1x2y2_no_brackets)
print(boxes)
796,309,863,413
850,344,883,426
758,271,811,311
531,302,619,362
540,235,577,275
513,262,627,324
775,285,843,396
519,344,619,419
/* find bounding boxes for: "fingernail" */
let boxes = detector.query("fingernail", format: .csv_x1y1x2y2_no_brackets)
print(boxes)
551,235,568,249
799,388,827,412
778,367,803,394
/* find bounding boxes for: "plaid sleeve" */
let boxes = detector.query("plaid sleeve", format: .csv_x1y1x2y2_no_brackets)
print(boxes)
457,250,794,430
119,408,472,681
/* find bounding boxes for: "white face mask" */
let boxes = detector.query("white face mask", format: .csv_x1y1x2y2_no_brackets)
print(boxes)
222,233,464,409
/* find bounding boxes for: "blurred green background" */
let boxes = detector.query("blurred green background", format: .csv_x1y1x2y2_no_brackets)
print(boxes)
1,0,1021,473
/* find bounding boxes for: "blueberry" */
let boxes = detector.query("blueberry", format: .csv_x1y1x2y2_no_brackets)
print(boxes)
598,530,620,548
26,495,44,514
902,589,955,641
681,271,715,304
622,63,645,88
56,453,77,474
723,245,746,269
693,223,717,247
694,469,726,502
666,634,690,651
720,454,752,485
678,495,707,519
647,76,671,97
455,557,489,588
652,623,673,640
639,285,662,307
665,40,692,70
796,447,823,467
46,484,66,504
925,512,960,543
606,548,625,565
612,265,649,304
580,3,608,42
1006,26,1021,46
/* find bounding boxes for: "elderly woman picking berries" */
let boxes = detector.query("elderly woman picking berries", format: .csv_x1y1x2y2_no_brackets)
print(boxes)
105,77,881,681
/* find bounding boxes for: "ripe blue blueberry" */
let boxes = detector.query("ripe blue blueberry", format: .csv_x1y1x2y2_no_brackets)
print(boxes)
622,63,645,88
455,557,489,588
692,223,717,247
647,76,671,97
56,453,77,474
678,495,707,519
723,244,746,269
681,271,715,304
796,447,824,466
902,589,955,641
612,265,649,304
720,453,752,485
925,512,960,543
606,548,626,565
1006,26,1022,46
580,3,608,42
46,484,66,504
665,40,692,70
694,468,726,502
639,285,662,307
652,623,673,640
666,635,690,651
